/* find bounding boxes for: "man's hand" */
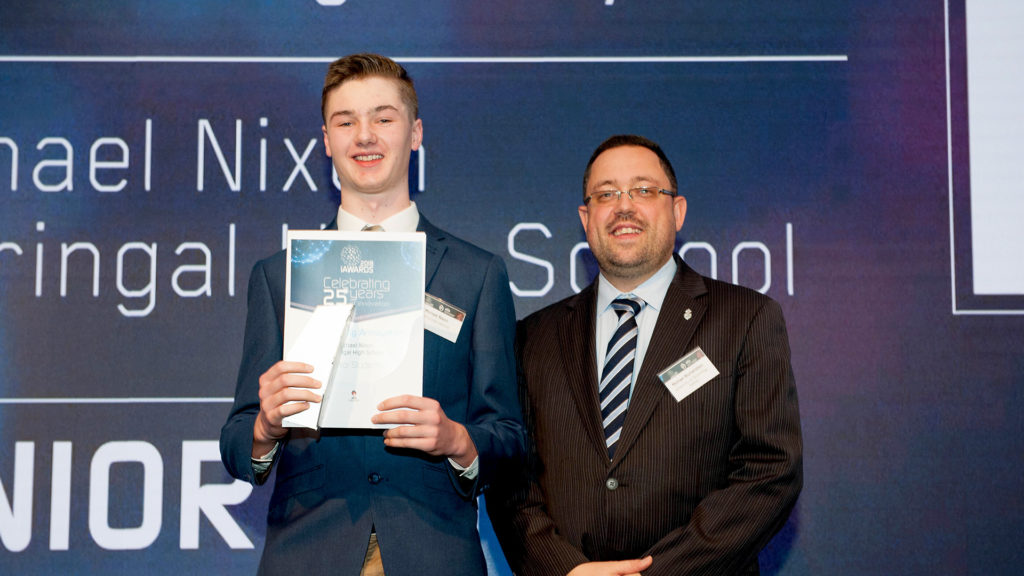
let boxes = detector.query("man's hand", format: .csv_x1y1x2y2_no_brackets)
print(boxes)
251,361,321,458
372,395,477,467
567,557,653,576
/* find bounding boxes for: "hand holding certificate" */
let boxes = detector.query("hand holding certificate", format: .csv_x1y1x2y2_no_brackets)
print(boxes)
372,395,478,468
280,304,355,429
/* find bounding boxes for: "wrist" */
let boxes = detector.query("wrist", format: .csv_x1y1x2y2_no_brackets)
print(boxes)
252,416,284,457
448,423,477,467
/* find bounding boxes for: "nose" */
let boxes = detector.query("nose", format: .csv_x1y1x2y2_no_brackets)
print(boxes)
356,122,376,145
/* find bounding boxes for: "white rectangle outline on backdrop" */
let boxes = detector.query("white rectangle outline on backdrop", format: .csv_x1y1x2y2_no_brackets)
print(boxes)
946,0,1024,315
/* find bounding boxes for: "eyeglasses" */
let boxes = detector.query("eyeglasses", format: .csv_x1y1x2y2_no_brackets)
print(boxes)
583,186,677,206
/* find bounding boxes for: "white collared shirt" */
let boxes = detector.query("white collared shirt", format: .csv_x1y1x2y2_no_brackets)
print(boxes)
595,257,677,398
337,201,420,233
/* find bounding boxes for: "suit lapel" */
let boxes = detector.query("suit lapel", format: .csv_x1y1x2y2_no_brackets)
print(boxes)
416,216,446,400
557,285,608,461
612,259,708,465
418,215,446,288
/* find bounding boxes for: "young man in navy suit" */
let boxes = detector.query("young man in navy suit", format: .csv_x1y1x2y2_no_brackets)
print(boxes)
221,53,524,576
490,135,802,576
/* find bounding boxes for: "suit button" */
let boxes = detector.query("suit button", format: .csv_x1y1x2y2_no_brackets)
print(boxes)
605,477,619,491
368,473,382,484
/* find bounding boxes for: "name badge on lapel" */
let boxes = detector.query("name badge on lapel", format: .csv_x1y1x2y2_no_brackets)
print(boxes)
657,346,720,402
424,293,465,343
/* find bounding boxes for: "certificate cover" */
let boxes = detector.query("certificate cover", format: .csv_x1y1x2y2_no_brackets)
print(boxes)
280,303,354,429
283,230,426,429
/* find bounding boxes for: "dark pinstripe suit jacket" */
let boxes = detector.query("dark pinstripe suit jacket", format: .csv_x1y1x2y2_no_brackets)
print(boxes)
489,256,802,576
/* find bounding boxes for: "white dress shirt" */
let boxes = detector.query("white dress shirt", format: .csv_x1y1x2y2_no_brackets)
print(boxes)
337,201,420,233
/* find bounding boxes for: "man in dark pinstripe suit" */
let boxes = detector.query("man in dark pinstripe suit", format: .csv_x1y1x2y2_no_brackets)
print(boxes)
489,135,802,576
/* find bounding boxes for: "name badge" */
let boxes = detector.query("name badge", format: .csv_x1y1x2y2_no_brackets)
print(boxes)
657,346,719,402
424,293,466,343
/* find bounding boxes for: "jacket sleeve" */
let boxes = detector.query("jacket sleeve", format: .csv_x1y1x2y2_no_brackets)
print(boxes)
220,258,286,485
452,253,526,498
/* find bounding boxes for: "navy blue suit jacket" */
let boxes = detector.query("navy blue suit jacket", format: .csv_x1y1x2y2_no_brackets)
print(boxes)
221,214,524,576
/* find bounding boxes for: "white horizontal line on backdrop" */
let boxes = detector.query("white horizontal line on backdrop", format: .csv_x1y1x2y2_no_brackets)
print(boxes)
0,55,848,64
0,397,234,404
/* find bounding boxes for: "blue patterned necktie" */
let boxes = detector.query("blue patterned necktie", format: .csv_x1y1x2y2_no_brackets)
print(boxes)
600,296,644,458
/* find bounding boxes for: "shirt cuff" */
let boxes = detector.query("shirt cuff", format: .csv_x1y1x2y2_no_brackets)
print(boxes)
251,442,279,479
448,456,479,480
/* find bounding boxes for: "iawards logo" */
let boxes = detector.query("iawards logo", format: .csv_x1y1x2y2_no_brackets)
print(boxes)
339,245,374,274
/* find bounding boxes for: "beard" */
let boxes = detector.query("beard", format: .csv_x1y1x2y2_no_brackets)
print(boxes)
596,245,666,282
591,221,675,285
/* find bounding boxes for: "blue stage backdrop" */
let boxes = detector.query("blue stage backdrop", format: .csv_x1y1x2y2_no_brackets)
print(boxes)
2,1,1022,574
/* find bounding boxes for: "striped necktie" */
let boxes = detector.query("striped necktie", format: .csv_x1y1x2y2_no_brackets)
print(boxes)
600,296,644,459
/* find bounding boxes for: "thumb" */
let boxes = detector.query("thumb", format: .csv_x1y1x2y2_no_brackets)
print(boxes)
624,555,653,573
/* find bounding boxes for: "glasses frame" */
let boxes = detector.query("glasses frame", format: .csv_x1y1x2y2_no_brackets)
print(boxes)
583,186,678,206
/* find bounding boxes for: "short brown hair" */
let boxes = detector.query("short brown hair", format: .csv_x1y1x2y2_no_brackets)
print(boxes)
321,53,419,122
582,134,678,200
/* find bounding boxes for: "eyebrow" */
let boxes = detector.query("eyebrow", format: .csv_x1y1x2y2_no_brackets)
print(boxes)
591,176,662,190
328,104,401,121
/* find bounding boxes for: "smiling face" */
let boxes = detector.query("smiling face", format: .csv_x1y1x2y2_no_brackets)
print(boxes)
321,76,423,208
578,145,687,292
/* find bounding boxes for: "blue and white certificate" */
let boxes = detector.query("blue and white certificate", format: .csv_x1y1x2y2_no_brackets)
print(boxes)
284,230,426,429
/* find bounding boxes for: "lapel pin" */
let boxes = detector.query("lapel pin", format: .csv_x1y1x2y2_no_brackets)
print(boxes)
684,308,692,321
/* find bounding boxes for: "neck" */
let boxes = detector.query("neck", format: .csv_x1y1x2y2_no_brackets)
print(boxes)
604,275,646,294
340,190,411,224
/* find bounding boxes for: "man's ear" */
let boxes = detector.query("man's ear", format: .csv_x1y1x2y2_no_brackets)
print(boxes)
673,195,687,231
410,118,423,151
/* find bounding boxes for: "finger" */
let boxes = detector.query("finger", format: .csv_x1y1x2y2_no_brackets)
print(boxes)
266,361,314,378
277,373,322,390
263,389,322,417
626,556,652,568
621,556,653,573
277,401,313,418
264,395,321,426
276,387,323,405
257,397,314,436
376,394,413,411
381,423,435,438
382,436,438,454
371,409,425,426
261,375,321,398
377,394,435,411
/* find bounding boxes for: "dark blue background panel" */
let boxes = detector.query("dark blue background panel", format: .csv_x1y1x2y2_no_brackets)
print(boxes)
2,1,1022,574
